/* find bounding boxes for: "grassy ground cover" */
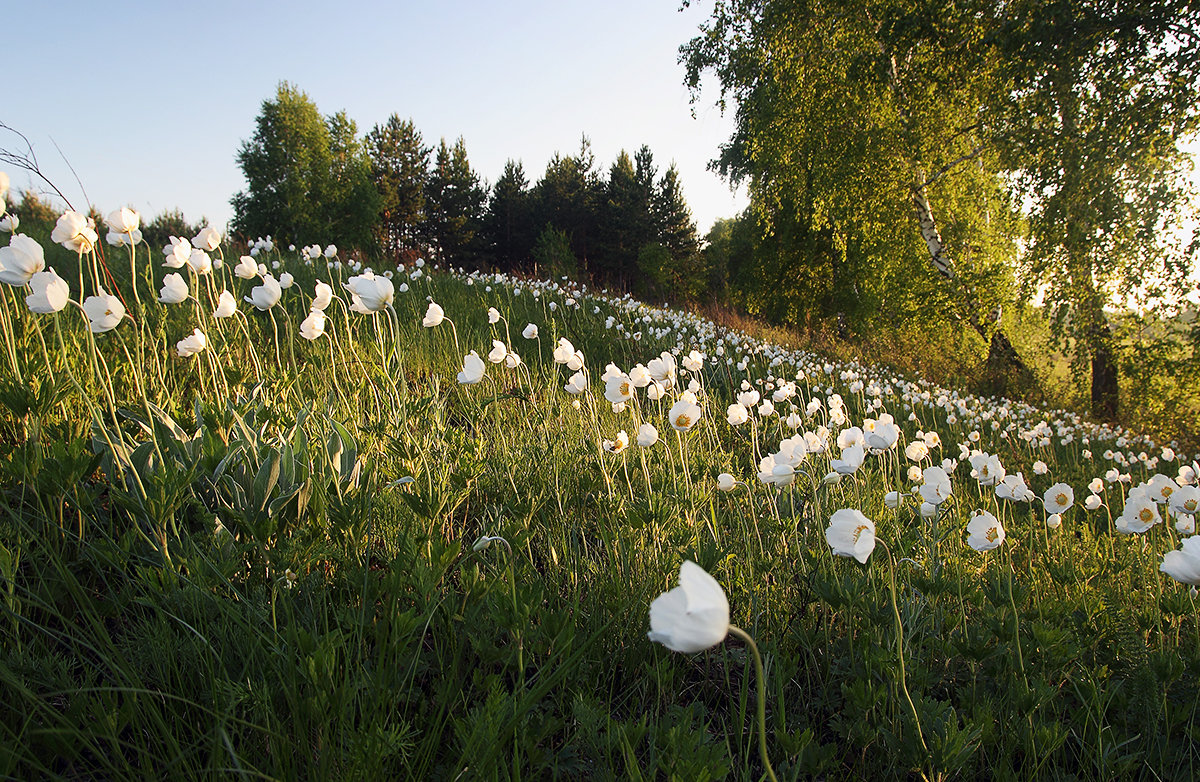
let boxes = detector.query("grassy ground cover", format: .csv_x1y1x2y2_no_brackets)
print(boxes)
1,222,1199,779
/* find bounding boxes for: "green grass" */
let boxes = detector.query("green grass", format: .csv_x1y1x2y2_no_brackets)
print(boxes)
0,231,1198,780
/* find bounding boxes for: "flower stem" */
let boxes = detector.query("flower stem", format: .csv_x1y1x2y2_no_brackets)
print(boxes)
727,625,777,782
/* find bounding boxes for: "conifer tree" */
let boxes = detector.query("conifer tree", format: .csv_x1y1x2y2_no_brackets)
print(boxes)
366,115,430,258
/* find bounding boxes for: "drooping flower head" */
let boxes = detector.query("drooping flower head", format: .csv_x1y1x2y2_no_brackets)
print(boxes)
81,288,125,333
825,509,876,563
647,560,730,653
25,268,70,313
50,211,98,254
175,328,208,357
1161,536,1200,585
457,350,486,384
245,275,282,310
159,272,189,304
0,234,46,285
300,309,327,340
423,301,445,327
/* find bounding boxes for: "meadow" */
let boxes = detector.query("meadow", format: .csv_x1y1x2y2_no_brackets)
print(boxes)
1,205,1199,780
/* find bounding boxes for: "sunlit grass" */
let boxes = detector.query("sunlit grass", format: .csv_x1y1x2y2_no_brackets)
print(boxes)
0,213,1198,779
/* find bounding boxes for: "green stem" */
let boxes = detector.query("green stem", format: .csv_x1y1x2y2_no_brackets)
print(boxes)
727,625,778,782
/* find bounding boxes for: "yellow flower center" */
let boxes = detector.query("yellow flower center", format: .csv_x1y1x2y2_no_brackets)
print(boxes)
985,527,999,543
853,524,869,540
1055,493,1068,506
675,414,691,429
1184,499,1197,512
1138,507,1155,523
620,381,630,397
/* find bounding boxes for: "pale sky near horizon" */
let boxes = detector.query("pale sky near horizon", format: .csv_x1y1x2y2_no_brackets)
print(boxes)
4,1,748,239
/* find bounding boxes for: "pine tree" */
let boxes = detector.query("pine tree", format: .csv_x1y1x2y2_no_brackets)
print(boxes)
425,137,486,265
483,160,533,272
366,115,429,259
531,135,603,273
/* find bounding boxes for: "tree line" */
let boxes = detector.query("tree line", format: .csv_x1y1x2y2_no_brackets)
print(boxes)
680,0,1200,422
232,83,711,302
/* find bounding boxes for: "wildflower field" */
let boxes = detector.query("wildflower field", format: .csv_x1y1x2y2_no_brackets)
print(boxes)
2,197,1200,780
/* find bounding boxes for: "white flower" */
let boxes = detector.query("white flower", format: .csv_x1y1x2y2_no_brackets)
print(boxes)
726,403,749,426
423,301,445,327
245,275,282,310
1046,513,1062,529
553,338,576,364
967,511,1005,551
192,226,221,251
637,423,659,447
831,444,865,475
187,249,213,275
522,323,538,339
0,213,19,232
1032,460,1049,475
564,371,588,395
81,288,125,333
905,440,929,462
300,309,327,340
969,452,1005,486
312,281,334,310
825,509,876,564
1043,482,1074,514
1170,485,1200,516
213,289,237,318
488,307,500,324
1084,494,1103,511
106,207,140,234
603,431,630,454
647,560,730,653
884,491,902,509
0,234,46,285
486,339,507,363
175,328,207,357
50,211,98,253
1160,536,1200,585
279,272,294,289
457,351,486,384
1116,495,1162,534
668,398,702,432
345,272,393,312
717,472,737,491
605,372,634,405
158,272,189,304
996,473,1034,502
234,255,259,279
24,268,70,313
919,466,952,505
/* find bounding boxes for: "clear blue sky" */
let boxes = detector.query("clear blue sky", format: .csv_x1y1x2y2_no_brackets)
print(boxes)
4,0,747,237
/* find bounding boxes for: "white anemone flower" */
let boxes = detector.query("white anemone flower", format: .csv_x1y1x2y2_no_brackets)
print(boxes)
81,289,125,333
158,272,189,304
457,351,486,384
24,268,70,313
825,509,876,563
213,290,237,318
175,328,208,357
300,309,327,340
245,275,282,310
647,560,729,653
